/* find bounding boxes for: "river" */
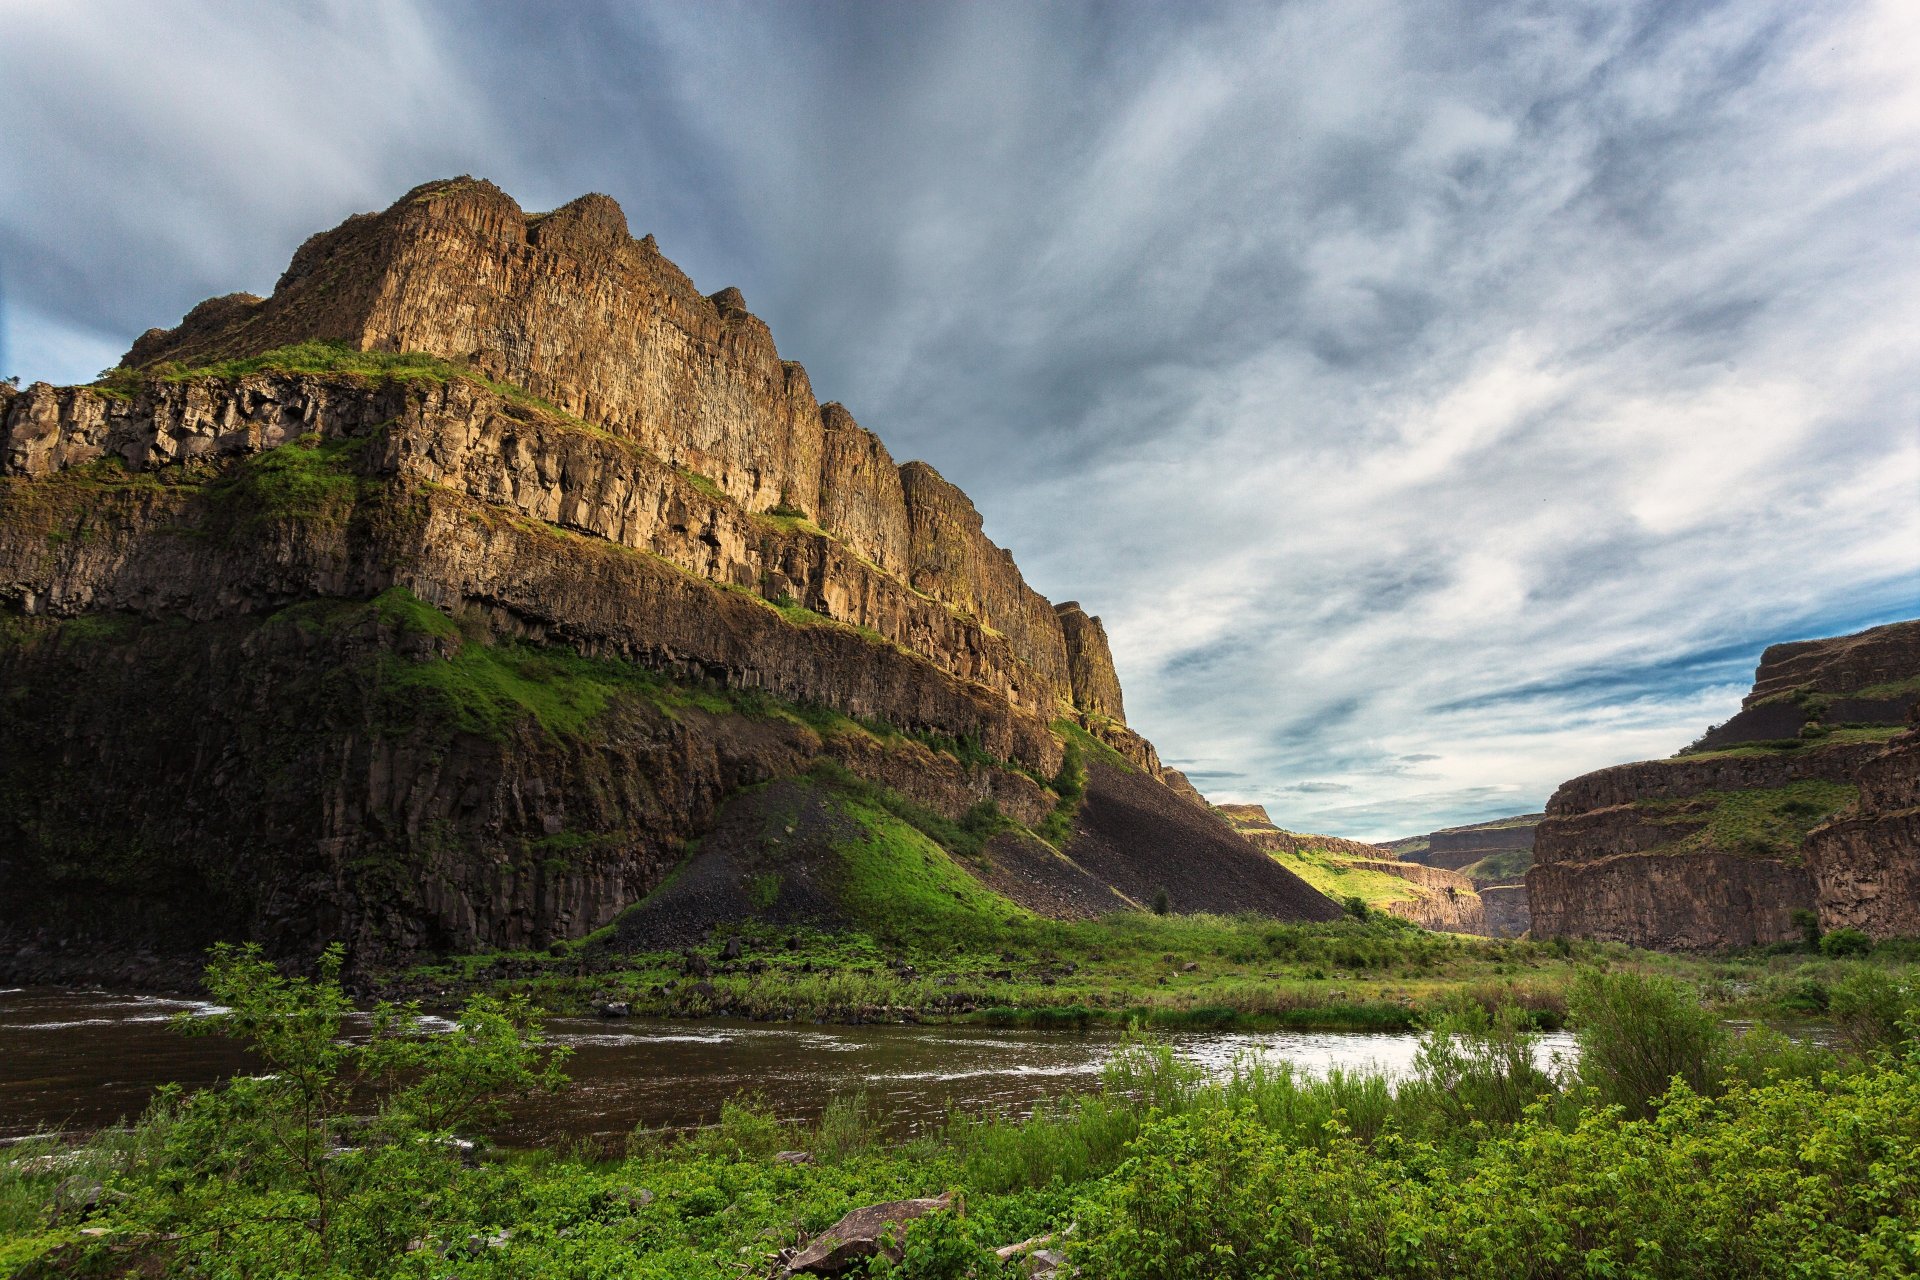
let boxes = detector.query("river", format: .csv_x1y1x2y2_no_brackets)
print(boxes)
0,987,1577,1147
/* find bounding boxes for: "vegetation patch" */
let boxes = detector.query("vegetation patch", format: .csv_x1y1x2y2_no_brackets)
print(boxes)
1461,847,1534,883
9,955,1918,1279
1636,779,1859,861
1266,847,1423,905
1675,725,1904,761
97,339,586,426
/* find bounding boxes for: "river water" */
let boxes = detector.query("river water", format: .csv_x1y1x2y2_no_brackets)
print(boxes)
0,987,1577,1147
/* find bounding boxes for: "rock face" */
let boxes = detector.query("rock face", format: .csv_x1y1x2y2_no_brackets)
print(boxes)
1385,814,1540,938
1218,804,1489,934
1528,620,1919,949
1806,729,1920,938
1388,816,1541,874
0,178,1332,972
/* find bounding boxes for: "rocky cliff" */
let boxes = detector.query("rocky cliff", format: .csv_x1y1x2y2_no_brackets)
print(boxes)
1217,804,1488,934
1384,814,1540,938
0,178,1337,975
1528,620,1919,949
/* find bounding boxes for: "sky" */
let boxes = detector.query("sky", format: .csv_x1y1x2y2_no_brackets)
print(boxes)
4,0,1917,841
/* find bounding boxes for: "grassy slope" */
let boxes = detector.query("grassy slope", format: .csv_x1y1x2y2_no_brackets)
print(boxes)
1633,780,1859,863
1461,848,1534,883
1263,847,1421,905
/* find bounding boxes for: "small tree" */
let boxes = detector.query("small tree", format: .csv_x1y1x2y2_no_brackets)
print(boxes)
1791,908,1822,950
148,942,569,1273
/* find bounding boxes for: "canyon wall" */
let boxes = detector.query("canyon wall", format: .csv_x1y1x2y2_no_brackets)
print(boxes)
1217,804,1489,934
1,178,1326,973
115,177,1129,736
1528,620,1919,949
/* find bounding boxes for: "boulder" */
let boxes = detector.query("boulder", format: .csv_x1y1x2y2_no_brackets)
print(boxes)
784,1192,953,1275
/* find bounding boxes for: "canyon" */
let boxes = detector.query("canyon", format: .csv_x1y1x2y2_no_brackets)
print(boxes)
1217,805,1490,935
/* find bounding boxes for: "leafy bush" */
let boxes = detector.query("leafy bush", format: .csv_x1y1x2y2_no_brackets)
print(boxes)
99,944,567,1277
1568,969,1724,1118
1074,1053,1920,1279
1820,926,1873,957
1828,964,1920,1053
1409,999,1557,1132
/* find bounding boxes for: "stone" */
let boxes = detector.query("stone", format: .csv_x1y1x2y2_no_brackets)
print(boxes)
783,1192,953,1275
598,1001,630,1018
721,935,743,961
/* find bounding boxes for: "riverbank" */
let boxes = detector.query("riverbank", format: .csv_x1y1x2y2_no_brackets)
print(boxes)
12,910,1918,1036
3,960,1915,1278
390,910,1920,1034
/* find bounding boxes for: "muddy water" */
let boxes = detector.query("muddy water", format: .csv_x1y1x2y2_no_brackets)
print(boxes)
0,988,1576,1147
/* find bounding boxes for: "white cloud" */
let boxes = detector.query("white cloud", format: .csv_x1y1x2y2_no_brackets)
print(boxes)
3,0,1915,843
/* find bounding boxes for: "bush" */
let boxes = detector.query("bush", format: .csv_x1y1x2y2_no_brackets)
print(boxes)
1568,969,1724,1118
107,944,567,1277
1828,965,1919,1053
1819,927,1873,958
1409,999,1557,1131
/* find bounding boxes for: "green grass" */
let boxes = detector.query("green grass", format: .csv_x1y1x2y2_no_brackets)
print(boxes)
829,791,1032,947
96,340,583,425
13,963,1918,1279
1461,848,1534,883
1266,848,1422,905
1636,779,1859,861
1675,725,1904,761
204,430,370,532
677,468,726,501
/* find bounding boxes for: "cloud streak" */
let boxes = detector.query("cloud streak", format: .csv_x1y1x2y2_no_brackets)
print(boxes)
5,0,1916,840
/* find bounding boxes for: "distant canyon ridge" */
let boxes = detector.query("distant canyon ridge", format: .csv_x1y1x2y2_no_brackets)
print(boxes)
1528,619,1920,949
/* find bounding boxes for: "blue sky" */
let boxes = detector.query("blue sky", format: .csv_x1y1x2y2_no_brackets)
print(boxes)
5,0,1917,840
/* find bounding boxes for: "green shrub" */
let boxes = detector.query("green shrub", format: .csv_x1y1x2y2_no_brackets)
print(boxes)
1819,926,1873,957
100,944,568,1277
1409,999,1557,1132
1568,969,1724,1118
1828,965,1919,1053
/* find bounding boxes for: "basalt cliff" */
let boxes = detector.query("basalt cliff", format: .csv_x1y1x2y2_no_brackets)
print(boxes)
0,178,1336,978
1528,619,1920,949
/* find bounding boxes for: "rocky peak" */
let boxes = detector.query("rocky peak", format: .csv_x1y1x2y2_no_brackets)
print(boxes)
109,177,1135,729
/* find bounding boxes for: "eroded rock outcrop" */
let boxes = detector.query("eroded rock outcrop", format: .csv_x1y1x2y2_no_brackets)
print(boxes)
1528,620,1919,949
1806,728,1920,938
0,178,1326,971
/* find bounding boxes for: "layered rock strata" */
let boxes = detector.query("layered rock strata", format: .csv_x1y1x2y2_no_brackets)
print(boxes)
1806,729,1920,938
0,178,1322,970
112,177,1134,740
1528,620,1919,949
